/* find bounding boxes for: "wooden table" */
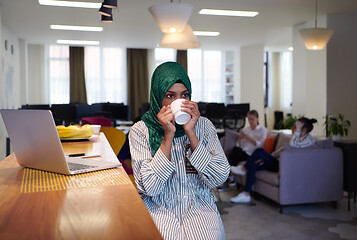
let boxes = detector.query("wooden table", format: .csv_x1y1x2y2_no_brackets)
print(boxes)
0,134,162,240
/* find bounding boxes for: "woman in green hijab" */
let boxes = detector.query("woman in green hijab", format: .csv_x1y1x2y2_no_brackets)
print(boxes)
129,62,230,240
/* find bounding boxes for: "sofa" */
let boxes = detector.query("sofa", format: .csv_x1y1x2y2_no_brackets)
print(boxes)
220,129,344,212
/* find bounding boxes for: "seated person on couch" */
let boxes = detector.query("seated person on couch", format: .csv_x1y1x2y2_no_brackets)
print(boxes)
230,117,317,203
218,110,267,191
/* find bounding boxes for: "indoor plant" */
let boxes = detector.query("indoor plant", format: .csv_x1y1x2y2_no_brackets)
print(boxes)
324,114,351,140
283,114,297,129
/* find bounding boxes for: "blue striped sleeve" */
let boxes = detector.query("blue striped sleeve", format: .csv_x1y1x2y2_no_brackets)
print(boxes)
129,121,174,196
189,118,230,189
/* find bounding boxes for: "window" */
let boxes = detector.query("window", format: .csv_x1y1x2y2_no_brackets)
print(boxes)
280,51,292,110
154,48,176,67
188,49,224,102
48,45,70,104
85,47,126,104
263,52,269,107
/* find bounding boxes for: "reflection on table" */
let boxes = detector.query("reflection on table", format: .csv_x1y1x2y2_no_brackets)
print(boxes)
0,134,162,240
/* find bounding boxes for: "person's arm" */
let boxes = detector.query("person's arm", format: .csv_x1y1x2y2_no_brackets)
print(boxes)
291,133,315,148
182,100,200,150
158,105,176,159
186,118,230,189
241,127,267,147
129,122,175,197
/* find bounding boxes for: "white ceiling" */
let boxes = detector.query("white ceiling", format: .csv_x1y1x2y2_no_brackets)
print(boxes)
1,0,357,50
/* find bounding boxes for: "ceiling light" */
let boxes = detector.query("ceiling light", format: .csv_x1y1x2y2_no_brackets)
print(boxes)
101,15,113,23
160,24,200,50
103,0,117,8
99,4,112,17
288,47,294,51
149,2,194,33
199,9,259,17
38,0,101,9
193,31,220,37
50,25,103,32
299,0,334,50
57,40,100,45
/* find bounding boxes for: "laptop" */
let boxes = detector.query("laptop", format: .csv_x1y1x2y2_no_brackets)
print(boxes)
1,109,121,175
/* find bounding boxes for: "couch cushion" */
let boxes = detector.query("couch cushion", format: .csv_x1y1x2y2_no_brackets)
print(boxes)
275,133,293,151
315,138,334,148
223,128,239,156
263,136,275,154
255,171,280,186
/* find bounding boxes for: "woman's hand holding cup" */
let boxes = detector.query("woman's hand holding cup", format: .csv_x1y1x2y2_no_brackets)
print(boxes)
157,105,176,136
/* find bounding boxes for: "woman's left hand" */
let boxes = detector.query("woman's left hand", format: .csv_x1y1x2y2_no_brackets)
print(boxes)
181,100,200,134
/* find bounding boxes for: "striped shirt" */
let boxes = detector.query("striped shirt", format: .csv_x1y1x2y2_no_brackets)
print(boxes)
290,131,315,148
129,117,230,240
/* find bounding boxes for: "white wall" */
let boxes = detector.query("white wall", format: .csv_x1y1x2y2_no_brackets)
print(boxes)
292,16,328,136
232,48,241,104
240,45,265,125
326,14,357,139
0,23,21,159
27,44,47,104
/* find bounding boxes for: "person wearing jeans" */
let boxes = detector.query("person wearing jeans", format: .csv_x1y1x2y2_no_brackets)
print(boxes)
230,117,317,203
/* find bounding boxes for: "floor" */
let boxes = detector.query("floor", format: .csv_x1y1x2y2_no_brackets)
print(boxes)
218,186,357,240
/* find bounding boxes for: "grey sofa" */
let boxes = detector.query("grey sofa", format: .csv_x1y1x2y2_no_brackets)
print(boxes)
220,129,344,212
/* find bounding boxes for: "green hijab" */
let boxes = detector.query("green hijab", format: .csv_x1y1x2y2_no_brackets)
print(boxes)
142,62,192,156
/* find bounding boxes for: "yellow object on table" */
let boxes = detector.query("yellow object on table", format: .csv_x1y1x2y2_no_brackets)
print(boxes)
56,124,93,139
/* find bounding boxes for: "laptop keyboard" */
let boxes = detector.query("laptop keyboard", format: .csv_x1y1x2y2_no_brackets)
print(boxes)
67,162,97,171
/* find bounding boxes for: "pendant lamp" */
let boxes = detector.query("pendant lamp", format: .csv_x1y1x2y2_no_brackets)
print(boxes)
103,0,117,8
99,4,112,17
149,1,194,33
299,0,334,50
101,14,113,23
160,24,200,50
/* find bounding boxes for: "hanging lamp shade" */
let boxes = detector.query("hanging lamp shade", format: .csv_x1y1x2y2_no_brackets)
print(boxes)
299,28,334,50
299,0,334,50
160,24,200,50
101,14,113,23
99,4,112,17
149,2,194,33
103,0,117,8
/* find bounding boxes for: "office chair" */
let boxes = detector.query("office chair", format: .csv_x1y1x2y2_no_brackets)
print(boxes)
274,111,284,129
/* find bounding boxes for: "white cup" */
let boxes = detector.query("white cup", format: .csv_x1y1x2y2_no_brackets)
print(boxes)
91,125,101,134
170,99,191,125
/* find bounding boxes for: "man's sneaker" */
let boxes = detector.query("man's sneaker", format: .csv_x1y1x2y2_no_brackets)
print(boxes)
217,182,230,192
231,165,246,176
230,192,251,203
228,175,236,186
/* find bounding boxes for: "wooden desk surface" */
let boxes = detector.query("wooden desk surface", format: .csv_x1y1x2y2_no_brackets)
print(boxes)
0,134,162,240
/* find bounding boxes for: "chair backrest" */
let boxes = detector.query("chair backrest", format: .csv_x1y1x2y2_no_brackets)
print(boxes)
274,111,284,129
81,116,112,127
100,127,126,156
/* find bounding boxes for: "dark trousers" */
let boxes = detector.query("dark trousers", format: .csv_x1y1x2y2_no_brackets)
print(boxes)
228,146,249,166
243,148,279,193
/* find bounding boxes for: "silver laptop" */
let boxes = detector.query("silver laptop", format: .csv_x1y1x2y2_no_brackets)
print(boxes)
1,109,121,175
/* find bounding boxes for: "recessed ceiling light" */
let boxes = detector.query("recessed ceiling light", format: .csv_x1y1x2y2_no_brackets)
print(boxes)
199,9,259,17
57,40,100,45
193,31,220,37
288,47,294,51
38,0,101,9
51,25,103,32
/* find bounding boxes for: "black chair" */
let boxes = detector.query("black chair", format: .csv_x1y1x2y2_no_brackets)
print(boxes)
51,104,77,125
20,104,50,110
274,111,284,129
206,103,226,129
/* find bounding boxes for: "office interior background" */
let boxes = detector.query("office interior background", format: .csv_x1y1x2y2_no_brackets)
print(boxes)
0,0,357,159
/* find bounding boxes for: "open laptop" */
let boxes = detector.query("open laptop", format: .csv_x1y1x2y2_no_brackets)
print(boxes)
1,109,121,175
